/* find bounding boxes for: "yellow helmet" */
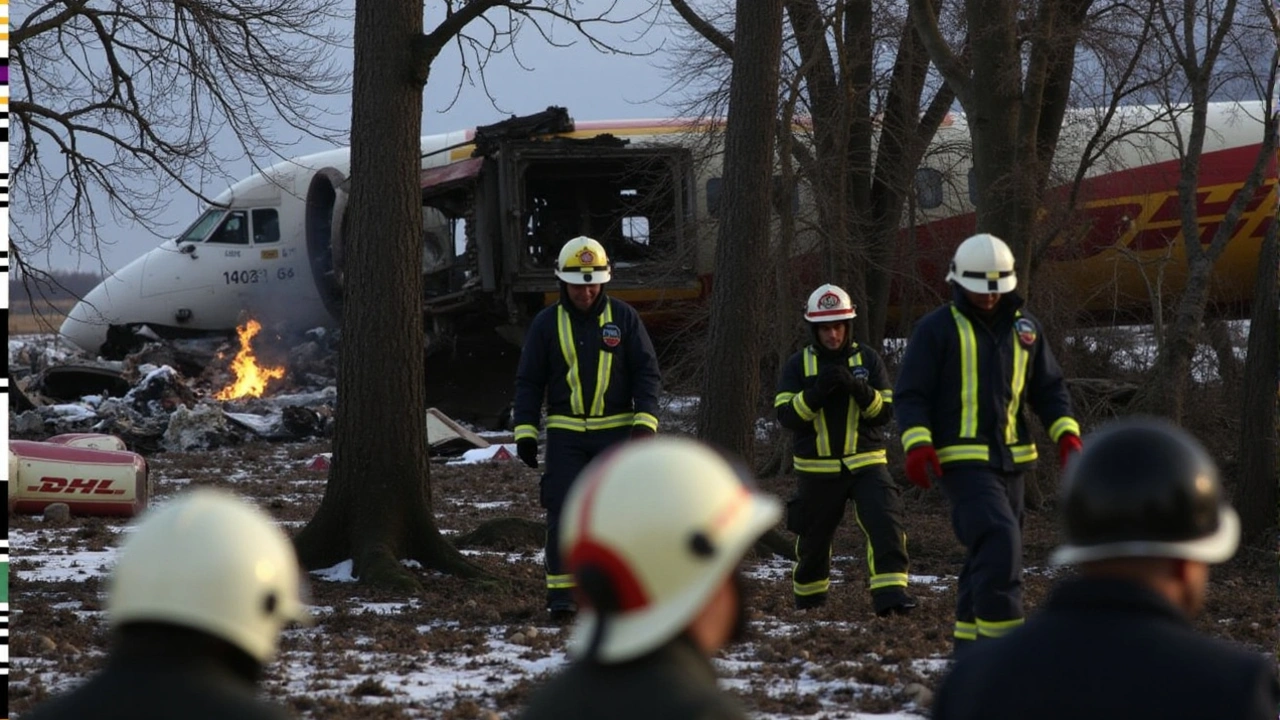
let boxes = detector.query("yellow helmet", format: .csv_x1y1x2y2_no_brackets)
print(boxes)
556,236,612,285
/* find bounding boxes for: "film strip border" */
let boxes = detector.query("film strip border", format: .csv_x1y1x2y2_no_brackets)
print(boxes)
2,0,10,715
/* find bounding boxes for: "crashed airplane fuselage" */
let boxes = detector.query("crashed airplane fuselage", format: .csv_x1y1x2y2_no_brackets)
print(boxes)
59,107,704,359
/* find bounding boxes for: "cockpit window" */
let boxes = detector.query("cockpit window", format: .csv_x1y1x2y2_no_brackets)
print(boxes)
177,209,225,243
206,211,250,245
252,209,280,244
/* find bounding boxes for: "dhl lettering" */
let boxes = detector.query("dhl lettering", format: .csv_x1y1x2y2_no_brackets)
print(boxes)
29,477,127,495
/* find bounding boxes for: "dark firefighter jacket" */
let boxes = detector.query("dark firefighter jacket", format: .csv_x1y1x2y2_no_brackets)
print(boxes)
932,576,1280,720
775,343,893,473
517,635,748,720
513,292,661,440
21,652,293,720
894,290,1078,472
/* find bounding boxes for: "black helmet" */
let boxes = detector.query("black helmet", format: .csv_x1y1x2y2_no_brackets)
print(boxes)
1050,416,1239,565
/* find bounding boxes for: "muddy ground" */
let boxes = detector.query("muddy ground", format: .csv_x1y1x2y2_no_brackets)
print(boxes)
8,437,1278,719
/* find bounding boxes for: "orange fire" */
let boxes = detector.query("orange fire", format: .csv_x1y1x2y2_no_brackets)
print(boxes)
215,319,286,400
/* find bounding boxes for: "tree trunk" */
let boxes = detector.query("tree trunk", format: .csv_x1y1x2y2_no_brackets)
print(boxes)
294,0,486,589
1236,221,1278,542
697,0,784,465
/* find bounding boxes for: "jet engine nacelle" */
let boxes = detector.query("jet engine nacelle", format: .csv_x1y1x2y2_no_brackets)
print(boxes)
304,167,350,322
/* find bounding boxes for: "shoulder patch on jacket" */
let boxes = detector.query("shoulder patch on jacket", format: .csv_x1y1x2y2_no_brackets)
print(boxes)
1014,317,1038,347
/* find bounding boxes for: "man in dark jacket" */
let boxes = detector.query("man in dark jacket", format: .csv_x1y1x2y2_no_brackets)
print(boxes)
933,417,1280,720
23,490,309,720
775,283,915,615
895,233,1082,653
512,235,662,621
518,437,782,720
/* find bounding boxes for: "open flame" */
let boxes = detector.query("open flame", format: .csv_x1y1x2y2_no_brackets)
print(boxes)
215,319,286,400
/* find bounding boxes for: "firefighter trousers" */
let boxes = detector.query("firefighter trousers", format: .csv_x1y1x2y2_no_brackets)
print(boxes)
790,464,910,609
540,426,631,610
938,466,1026,651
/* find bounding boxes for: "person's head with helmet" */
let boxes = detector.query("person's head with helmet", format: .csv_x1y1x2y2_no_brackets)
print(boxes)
947,233,1018,314
560,436,782,664
108,489,310,679
556,236,612,313
1051,416,1240,616
804,284,857,358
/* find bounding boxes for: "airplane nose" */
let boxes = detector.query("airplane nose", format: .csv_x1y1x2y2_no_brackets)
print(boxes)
58,262,147,357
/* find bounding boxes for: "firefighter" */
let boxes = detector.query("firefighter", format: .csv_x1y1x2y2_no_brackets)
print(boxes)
23,489,309,720
512,235,663,621
933,417,1280,720
774,283,916,615
894,233,1082,654
518,436,782,720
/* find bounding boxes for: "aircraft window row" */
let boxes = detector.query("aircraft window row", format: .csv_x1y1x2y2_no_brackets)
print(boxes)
202,208,281,245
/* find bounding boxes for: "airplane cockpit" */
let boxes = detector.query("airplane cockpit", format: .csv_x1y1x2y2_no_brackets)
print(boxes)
173,208,282,247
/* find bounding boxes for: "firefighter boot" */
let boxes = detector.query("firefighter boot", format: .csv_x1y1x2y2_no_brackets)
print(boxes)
795,592,828,611
547,589,578,623
872,589,918,617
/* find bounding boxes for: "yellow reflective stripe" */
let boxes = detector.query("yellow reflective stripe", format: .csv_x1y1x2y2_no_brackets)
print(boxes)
861,390,884,418
815,405,832,456
1049,417,1081,442
976,617,1024,638
774,391,796,407
556,307,585,415
632,412,659,431
954,621,978,641
588,303,614,416
1005,313,1029,445
951,307,979,437
793,450,887,473
901,426,933,450
546,413,636,431
844,353,863,454
792,392,818,421
879,388,894,403
793,578,831,596
843,449,887,470
937,444,989,463
514,424,538,441
803,347,818,377
868,573,909,590
1010,443,1038,463
546,574,576,590
794,457,843,472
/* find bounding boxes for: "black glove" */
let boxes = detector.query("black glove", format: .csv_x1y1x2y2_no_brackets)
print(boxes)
847,366,877,409
517,438,539,469
814,364,844,400
631,425,656,440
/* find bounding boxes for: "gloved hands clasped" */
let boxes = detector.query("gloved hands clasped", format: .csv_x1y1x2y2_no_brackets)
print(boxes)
816,364,877,409
517,437,539,469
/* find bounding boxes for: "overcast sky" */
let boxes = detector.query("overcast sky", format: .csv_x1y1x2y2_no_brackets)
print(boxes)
35,4,696,274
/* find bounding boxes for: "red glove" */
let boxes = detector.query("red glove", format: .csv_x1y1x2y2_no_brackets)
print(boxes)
904,445,941,489
1058,434,1083,469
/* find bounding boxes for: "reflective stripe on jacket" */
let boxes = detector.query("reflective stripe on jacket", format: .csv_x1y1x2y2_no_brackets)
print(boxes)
893,292,1079,472
512,294,662,440
775,343,893,473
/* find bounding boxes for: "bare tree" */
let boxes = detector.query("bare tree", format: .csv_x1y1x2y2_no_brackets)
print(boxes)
1135,0,1279,421
292,0,662,590
694,0,785,465
10,0,349,285
909,0,1095,279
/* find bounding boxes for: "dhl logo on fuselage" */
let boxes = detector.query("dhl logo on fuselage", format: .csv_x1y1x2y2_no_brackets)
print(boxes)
27,477,128,495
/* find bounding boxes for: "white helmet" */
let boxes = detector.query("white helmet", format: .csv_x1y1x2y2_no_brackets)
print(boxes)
107,489,309,664
556,236,612,285
561,436,782,663
947,233,1017,294
804,283,857,323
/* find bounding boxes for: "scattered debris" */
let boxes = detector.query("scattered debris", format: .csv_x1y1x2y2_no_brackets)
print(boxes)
9,436,151,517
